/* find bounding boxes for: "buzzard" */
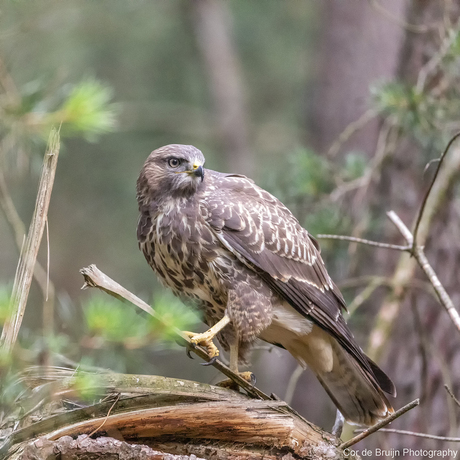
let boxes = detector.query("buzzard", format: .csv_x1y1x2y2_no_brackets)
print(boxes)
137,144,396,426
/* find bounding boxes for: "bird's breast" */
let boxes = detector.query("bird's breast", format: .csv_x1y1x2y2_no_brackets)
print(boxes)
141,205,225,313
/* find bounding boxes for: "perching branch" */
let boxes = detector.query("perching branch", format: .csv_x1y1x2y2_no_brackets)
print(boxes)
79,264,271,401
0,129,60,353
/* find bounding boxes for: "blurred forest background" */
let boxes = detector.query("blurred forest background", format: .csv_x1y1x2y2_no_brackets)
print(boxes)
1,0,460,456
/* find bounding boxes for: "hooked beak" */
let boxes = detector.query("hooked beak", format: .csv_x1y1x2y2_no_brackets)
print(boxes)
191,163,204,182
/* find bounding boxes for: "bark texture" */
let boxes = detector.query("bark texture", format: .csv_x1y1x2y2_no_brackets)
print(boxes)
3,371,358,460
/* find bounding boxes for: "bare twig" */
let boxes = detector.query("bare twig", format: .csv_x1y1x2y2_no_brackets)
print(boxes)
0,129,60,353
445,385,460,409
79,264,271,401
412,132,460,247
0,170,26,244
416,25,460,93
368,0,432,33
318,210,460,335
368,139,460,359
387,211,460,333
340,399,420,449
284,364,304,406
0,148,57,339
317,234,410,251
347,278,384,316
354,428,460,442
327,109,377,158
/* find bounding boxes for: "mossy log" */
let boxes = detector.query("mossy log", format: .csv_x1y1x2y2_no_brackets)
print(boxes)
1,370,359,460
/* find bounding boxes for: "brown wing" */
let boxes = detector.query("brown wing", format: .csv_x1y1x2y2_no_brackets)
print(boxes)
202,171,394,395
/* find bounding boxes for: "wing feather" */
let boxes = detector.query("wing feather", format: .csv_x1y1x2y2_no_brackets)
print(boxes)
203,171,379,381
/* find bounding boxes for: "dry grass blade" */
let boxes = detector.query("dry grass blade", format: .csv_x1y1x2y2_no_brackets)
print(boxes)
0,128,60,353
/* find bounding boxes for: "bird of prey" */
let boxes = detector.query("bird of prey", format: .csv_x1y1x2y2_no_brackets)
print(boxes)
137,144,396,426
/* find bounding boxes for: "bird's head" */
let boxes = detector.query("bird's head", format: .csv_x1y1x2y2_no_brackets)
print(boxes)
137,144,205,206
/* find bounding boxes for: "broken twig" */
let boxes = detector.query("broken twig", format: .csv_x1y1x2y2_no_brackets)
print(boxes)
79,264,271,401
340,398,420,449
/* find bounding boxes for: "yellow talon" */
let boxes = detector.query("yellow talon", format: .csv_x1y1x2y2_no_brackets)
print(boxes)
182,331,220,359
217,371,256,389
181,315,231,360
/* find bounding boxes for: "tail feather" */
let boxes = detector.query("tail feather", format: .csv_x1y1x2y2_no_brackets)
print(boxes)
286,326,394,426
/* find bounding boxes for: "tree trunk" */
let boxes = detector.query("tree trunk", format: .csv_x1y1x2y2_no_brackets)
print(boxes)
190,0,253,176
309,0,406,156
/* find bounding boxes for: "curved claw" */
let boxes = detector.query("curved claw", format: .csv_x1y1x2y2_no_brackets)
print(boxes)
201,355,218,366
186,347,194,360
250,372,257,386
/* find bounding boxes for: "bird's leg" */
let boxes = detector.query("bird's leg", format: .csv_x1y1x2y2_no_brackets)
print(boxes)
183,315,231,359
217,341,255,388
229,342,239,373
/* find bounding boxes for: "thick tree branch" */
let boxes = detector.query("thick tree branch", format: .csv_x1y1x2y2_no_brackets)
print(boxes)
20,435,204,460
4,370,355,460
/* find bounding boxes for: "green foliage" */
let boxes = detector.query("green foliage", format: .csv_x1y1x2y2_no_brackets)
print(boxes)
372,29,460,153
0,285,11,326
287,148,333,197
341,152,368,182
82,292,199,347
303,204,350,238
0,76,117,172
51,79,118,141
264,148,333,207
83,294,149,343
147,294,200,342
372,81,423,128
72,369,104,402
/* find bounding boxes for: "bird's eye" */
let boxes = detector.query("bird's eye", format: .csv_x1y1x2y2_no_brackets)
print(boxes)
168,158,181,168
